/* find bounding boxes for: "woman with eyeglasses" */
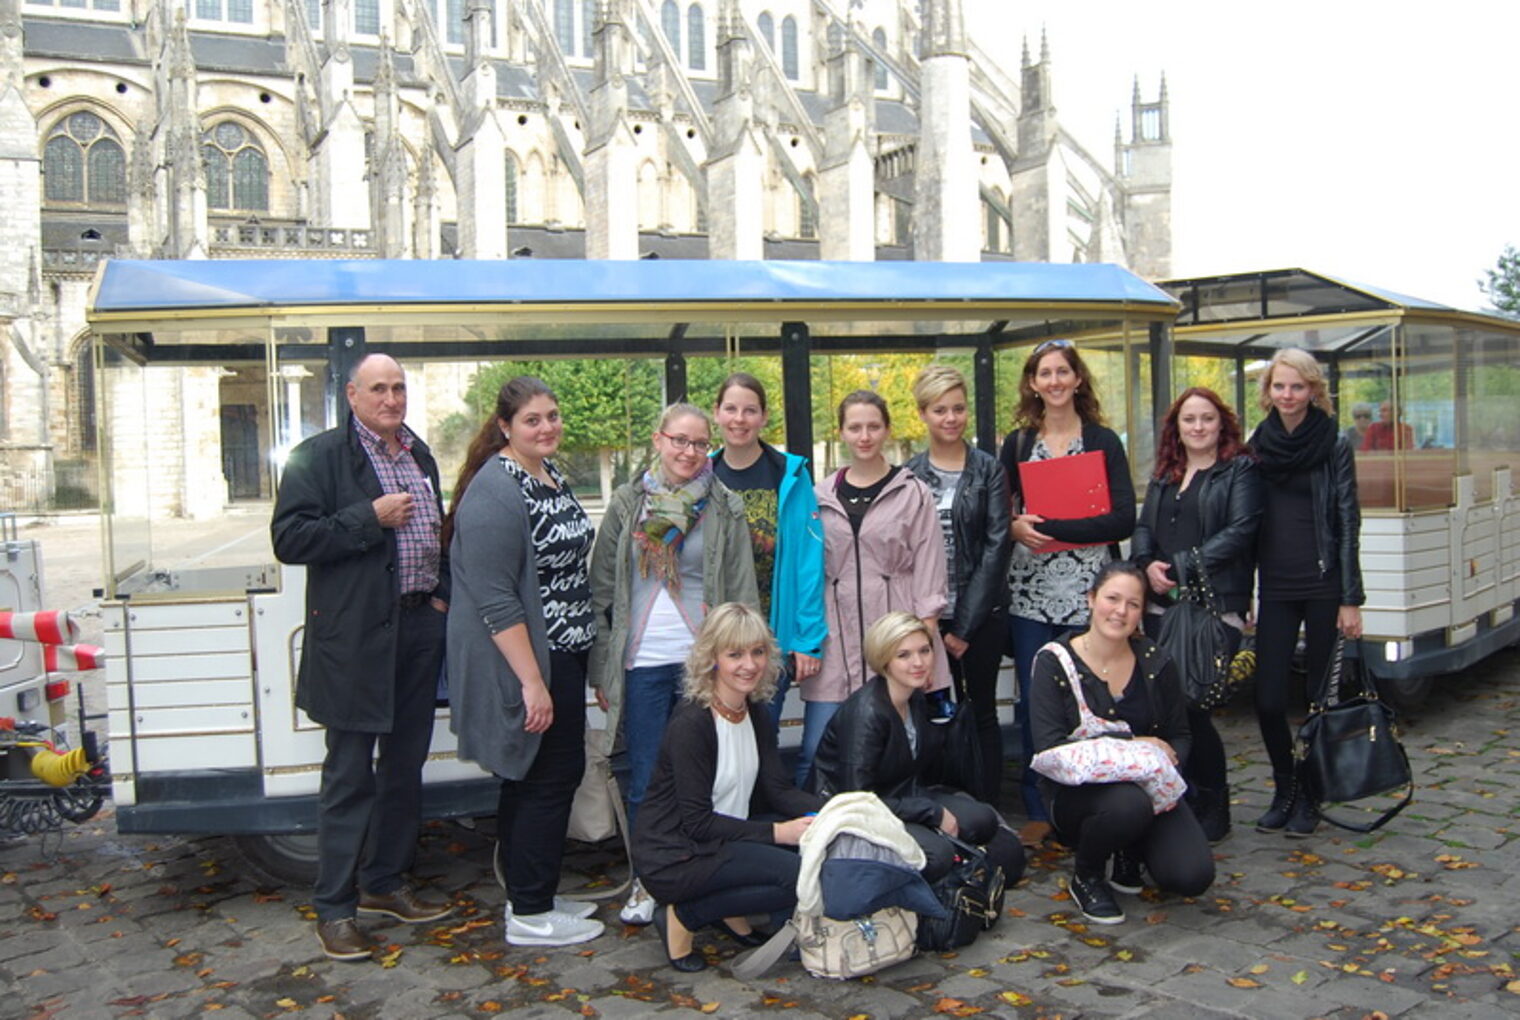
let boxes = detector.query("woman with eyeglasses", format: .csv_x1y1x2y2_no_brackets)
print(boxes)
588,402,759,926
801,390,951,787
999,340,1137,846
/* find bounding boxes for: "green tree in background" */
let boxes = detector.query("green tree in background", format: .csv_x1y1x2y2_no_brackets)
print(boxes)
1478,245,1520,319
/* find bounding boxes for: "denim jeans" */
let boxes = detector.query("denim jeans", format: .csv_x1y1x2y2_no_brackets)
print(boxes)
1007,613,1078,823
766,656,796,746
622,661,684,827
795,699,842,789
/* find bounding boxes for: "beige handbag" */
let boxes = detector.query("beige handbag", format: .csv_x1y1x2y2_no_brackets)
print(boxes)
795,907,918,980
568,730,624,843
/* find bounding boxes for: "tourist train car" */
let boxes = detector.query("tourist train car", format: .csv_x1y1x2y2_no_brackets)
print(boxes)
1157,269,1520,709
84,257,1179,878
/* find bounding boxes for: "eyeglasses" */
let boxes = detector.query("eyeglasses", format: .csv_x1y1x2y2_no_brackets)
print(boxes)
1032,339,1074,356
660,432,712,454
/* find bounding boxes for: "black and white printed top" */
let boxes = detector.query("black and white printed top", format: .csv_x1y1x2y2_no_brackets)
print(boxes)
499,455,596,654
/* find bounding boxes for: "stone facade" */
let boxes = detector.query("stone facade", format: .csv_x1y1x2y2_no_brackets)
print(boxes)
2,0,1172,513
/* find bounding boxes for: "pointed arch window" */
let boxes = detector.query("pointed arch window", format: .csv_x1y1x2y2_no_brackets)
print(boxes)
445,0,465,44
354,0,379,35
757,11,774,52
686,4,705,70
581,0,596,55
44,111,126,207
304,0,320,30
202,121,269,212
554,0,574,53
505,152,520,224
872,28,888,89
798,176,816,239
661,0,680,53
781,15,798,80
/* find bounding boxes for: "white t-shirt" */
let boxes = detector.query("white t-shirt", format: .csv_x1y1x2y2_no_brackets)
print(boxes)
711,712,760,818
632,586,695,667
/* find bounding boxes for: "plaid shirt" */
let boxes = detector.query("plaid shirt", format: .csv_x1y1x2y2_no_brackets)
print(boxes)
353,417,441,597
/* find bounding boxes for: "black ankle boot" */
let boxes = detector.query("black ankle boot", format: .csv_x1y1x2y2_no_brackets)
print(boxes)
1255,773,1294,832
1196,784,1232,844
1284,769,1319,837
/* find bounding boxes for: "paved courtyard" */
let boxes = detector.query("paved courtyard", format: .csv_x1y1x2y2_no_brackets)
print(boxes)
3,515,1518,1018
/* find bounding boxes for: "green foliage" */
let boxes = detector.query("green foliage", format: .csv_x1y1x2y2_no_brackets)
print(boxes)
1478,245,1520,319
464,359,664,452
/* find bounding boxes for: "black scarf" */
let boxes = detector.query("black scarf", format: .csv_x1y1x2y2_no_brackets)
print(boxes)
1250,406,1337,483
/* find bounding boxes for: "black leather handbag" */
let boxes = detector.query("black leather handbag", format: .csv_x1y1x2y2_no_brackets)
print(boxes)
932,699,988,802
915,836,1004,951
1155,555,1246,710
1297,638,1414,832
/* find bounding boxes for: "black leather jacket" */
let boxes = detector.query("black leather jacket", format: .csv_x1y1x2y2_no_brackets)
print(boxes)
1313,436,1365,606
905,445,1012,640
1131,456,1263,615
810,676,947,829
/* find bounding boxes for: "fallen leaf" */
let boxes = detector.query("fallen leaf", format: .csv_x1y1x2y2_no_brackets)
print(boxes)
700,1004,720,1014
1226,977,1261,989
1249,963,1270,975
998,991,1032,1007
1291,970,1309,985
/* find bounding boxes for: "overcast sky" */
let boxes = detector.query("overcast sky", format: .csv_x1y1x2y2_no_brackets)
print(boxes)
969,1,1519,311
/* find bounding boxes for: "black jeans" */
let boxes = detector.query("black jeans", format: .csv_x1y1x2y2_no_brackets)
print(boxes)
671,840,801,932
1254,597,1340,780
499,649,589,916
906,788,1025,885
941,611,1006,804
314,601,445,921
1048,782,1214,896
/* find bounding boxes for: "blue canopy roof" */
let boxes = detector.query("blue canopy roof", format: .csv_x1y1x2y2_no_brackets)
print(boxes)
89,258,1178,317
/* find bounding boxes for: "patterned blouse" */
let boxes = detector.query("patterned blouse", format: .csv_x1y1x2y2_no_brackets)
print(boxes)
499,456,596,654
1007,434,1112,626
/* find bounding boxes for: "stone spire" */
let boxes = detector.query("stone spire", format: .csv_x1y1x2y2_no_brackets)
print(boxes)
913,0,977,260
0,0,41,321
706,0,764,259
585,0,638,259
371,34,408,257
160,6,208,259
818,9,874,261
454,0,506,257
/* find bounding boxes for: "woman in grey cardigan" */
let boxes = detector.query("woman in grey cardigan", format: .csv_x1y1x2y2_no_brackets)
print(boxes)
588,402,759,926
445,377,603,949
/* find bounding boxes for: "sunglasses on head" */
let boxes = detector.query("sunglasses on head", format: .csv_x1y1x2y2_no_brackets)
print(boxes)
1032,339,1074,356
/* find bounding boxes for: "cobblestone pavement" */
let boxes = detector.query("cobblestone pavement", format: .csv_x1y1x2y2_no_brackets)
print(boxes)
5,516,1520,1019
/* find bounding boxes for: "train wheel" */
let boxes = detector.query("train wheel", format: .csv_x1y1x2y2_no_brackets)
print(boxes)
1382,672,1433,714
233,833,320,887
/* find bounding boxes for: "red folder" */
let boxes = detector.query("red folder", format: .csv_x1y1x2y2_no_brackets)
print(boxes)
1018,451,1110,553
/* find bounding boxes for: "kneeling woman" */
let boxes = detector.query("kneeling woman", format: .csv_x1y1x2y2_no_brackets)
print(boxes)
1029,561,1214,925
632,604,823,972
811,612,1024,885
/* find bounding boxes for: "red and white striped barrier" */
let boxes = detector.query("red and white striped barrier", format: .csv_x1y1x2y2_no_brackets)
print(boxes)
0,610,81,644
44,643,106,672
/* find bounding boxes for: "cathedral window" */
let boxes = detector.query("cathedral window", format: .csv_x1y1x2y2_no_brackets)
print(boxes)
581,0,596,56
555,0,574,53
1139,106,1162,142
355,0,380,35
781,15,798,80
193,0,253,24
202,122,269,212
43,111,127,207
757,11,774,53
304,0,320,30
505,153,519,224
27,0,122,9
872,28,888,89
686,4,705,70
661,0,680,54
797,176,816,239
446,0,466,44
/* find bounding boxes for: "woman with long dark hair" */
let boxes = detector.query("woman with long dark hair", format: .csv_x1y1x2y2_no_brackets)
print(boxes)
999,340,1136,845
588,402,759,925
1247,348,1363,837
1132,387,1262,843
903,364,1012,802
803,390,950,787
444,376,604,947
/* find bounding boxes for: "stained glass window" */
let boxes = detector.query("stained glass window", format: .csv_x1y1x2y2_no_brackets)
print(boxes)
661,0,679,53
687,4,705,69
233,149,268,211
88,139,127,205
203,122,268,212
44,137,84,203
355,0,380,35
44,112,126,207
781,15,798,80
872,28,888,89
505,153,519,223
555,0,574,52
757,11,773,52
581,0,596,55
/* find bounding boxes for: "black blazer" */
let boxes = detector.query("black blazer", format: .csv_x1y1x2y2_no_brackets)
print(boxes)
633,700,821,905
1132,456,1263,615
810,676,947,828
271,417,448,732
904,444,1012,640
998,422,1137,549
1029,634,1192,769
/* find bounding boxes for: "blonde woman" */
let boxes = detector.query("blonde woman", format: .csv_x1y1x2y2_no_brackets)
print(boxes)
632,604,823,972
588,403,760,926
1246,348,1363,837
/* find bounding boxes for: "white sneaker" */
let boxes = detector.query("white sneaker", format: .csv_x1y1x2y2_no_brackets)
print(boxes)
505,909,605,947
619,879,656,926
503,896,597,923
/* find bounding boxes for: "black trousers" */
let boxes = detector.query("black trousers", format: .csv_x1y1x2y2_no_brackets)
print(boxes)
1140,613,1227,798
941,612,1007,804
1254,597,1341,780
313,601,446,921
906,789,1024,884
1048,782,1214,897
498,650,589,916
671,840,801,932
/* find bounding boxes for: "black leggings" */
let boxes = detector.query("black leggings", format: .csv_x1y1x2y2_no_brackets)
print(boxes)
942,613,1007,804
670,840,801,932
1140,613,1227,795
1049,782,1214,896
1254,598,1340,780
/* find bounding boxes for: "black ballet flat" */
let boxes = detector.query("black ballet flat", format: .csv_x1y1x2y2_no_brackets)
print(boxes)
712,919,770,948
653,905,707,973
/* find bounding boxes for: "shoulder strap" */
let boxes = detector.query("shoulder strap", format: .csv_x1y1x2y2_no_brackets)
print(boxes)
731,920,800,981
1038,640,1097,725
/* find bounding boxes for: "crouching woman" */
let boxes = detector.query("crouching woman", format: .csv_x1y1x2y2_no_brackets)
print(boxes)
631,603,824,973
810,612,1024,885
1029,561,1214,926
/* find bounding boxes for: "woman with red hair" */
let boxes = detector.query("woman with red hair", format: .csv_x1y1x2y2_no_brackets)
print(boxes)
1131,387,1262,847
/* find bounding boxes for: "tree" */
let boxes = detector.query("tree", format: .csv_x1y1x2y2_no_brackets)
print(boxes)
1478,245,1520,319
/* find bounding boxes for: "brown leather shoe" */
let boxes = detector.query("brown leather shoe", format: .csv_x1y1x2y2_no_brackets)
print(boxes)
1018,820,1054,848
316,918,375,961
357,885,454,923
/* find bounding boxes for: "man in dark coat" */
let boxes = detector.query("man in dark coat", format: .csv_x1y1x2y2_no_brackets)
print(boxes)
271,353,453,961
